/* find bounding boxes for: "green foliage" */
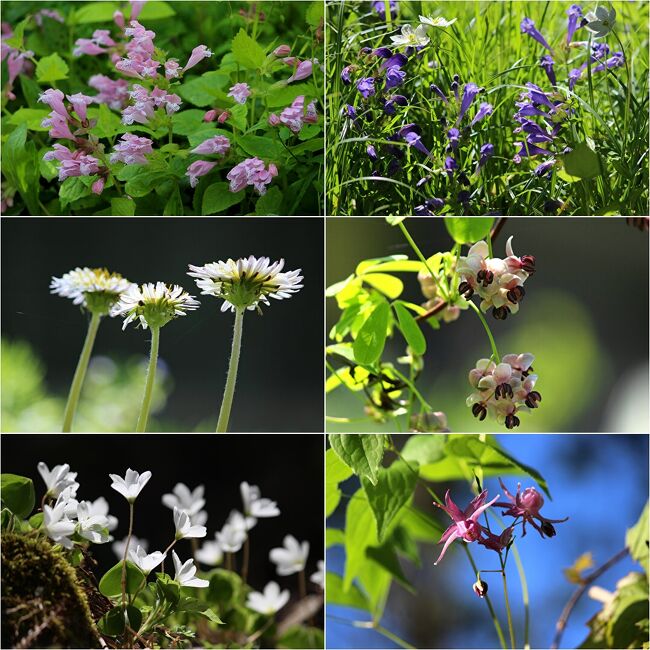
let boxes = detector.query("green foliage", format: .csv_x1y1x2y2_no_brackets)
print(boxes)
353,300,390,365
35,52,69,85
444,217,494,244
231,28,266,70
627,501,649,573
562,142,603,179
3,124,40,214
202,182,245,215
326,448,353,516
99,560,147,597
278,626,324,649
0,474,35,518
329,434,386,485
393,302,426,355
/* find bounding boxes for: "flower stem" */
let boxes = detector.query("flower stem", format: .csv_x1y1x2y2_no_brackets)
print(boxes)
62,311,101,432
501,564,516,650
216,308,244,433
375,625,414,649
136,326,160,433
160,538,177,575
298,569,307,600
242,537,250,583
121,501,134,609
467,300,500,363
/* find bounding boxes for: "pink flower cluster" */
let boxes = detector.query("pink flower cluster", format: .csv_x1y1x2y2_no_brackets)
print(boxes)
39,88,94,139
268,96,318,133
116,21,160,78
88,75,130,110
226,158,278,195
227,82,251,105
184,135,231,187
2,23,34,100
121,84,182,124
73,29,116,57
110,133,153,165
43,144,100,183
457,236,536,320
466,352,541,429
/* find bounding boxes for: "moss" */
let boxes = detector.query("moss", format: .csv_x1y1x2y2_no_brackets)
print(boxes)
1,533,102,648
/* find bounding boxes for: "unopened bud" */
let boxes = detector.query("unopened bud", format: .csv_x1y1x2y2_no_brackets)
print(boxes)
473,579,488,598
268,113,281,126
541,521,556,537
273,44,291,57
203,109,217,122
217,111,229,124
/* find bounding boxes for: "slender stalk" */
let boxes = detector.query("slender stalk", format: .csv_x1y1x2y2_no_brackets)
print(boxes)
501,564,516,650
121,502,134,609
375,624,415,649
136,326,160,433
62,311,101,432
467,301,500,362
160,538,177,575
216,309,245,432
298,569,307,600
242,537,250,583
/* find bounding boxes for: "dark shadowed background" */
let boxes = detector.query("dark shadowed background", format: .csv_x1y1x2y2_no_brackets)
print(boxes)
1,217,324,432
1,432,324,602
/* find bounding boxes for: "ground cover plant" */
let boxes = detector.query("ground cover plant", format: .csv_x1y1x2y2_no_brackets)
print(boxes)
326,0,649,216
1,0,324,215
325,433,649,649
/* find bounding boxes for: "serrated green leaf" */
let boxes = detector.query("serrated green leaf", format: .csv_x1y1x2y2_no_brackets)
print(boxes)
393,301,426,355
329,434,386,486
139,1,176,20
352,300,389,365
177,71,229,107
444,217,494,244
59,176,92,208
88,104,122,138
202,182,245,215
237,135,285,161
231,28,266,70
1,474,35,518
306,1,324,27
36,53,69,85
4,18,28,49
255,186,282,215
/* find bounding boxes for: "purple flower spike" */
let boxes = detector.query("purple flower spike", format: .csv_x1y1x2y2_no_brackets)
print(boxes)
445,156,458,175
566,5,583,44
593,51,624,73
523,83,555,109
470,102,493,126
520,17,552,51
400,125,431,157
539,55,556,86
357,77,376,98
457,82,483,125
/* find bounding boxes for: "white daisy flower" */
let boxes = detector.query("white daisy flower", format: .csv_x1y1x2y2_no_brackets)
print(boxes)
112,281,200,330
246,581,290,615
419,15,457,28
51,267,134,315
187,256,303,313
390,24,430,47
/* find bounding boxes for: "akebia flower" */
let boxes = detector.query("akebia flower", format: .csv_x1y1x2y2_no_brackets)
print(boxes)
109,468,152,502
188,256,303,313
246,581,290,615
112,282,200,330
172,551,209,588
496,478,568,537
466,352,541,428
269,534,309,575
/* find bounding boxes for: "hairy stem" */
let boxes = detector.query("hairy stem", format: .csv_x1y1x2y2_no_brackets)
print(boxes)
136,326,160,433
216,308,244,432
62,311,101,432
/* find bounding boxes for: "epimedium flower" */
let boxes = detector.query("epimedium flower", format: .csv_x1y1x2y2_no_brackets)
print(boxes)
172,551,209,588
188,256,303,314
240,481,281,518
246,581,290,615
584,6,616,38
38,462,79,499
433,489,500,564
173,506,208,540
112,282,200,330
390,24,430,48
496,478,568,537
129,545,166,574
269,534,309,576
109,468,152,503
227,82,251,105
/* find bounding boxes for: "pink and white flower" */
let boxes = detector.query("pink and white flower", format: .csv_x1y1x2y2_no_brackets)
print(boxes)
226,158,278,195
186,160,218,188
227,82,251,105
110,133,153,165
88,75,130,109
66,93,94,122
191,135,230,156
183,44,212,72
287,59,314,83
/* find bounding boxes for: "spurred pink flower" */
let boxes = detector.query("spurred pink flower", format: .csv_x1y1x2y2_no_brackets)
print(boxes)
110,133,154,165
191,135,230,156
305,100,318,123
186,160,218,188
183,44,212,72
269,96,319,134
117,21,160,78
227,83,251,105
226,157,278,195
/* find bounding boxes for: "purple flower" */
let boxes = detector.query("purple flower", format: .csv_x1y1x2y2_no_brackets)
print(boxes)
66,93,94,122
430,83,448,102
183,44,212,72
191,135,231,156
41,112,75,140
372,47,393,58
110,133,154,165
346,104,357,119
385,67,406,89
371,0,397,20
445,156,458,174
186,160,218,188
341,65,353,84
446,127,460,150
534,159,556,176
520,17,552,51
88,75,129,110
367,145,378,161
399,124,431,156
226,158,278,195
415,197,445,215
383,94,407,115
457,190,471,204
539,55,556,86
38,89,69,119
457,82,483,124
287,59,314,83
566,4,583,44
227,83,251,105
513,140,550,163
43,144,101,181
470,102,493,126
357,77,376,98
479,143,494,167
593,51,624,73
165,60,180,79
568,67,582,90
381,53,408,70
522,82,555,109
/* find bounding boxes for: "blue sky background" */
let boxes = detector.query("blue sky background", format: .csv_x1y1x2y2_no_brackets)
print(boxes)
326,434,649,649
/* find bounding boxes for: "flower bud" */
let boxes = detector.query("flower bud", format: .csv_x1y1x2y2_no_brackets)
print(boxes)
217,111,229,124
268,113,281,126
113,10,125,28
473,579,488,598
541,521,556,537
273,44,291,57
203,109,217,122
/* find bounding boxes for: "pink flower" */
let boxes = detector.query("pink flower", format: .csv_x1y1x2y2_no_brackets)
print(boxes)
38,89,69,119
88,75,129,109
495,479,568,538
34,9,64,26
73,29,116,57
92,178,105,194
165,60,180,79
43,144,100,181
66,93,94,122
227,83,251,105
118,21,160,77
5,50,33,89
110,133,154,165
113,10,125,29
191,135,230,155
268,113,280,126
305,100,318,123
41,112,75,140
287,59,314,83
204,109,217,122
183,44,212,72
217,111,229,124
129,0,146,21
164,93,182,114
186,160,218,188
273,44,291,56
279,95,305,133
226,157,278,195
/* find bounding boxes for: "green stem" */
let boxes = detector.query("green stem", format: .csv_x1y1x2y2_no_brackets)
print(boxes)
121,502,134,609
375,625,415,649
612,30,631,162
136,326,160,433
216,308,244,433
467,301,500,363
501,564,516,649
62,311,101,432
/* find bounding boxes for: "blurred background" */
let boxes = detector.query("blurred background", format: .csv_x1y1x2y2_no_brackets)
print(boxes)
1,432,324,608
1,217,323,432
326,217,649,433
327,433,649,649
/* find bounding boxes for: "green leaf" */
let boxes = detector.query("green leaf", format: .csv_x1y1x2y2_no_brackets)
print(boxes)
344,488,378,589
385,216,407,225
4,124,40,214
400,506,444,541
362,273,403,299
562,142,602,179
171,109,210,136
278,626,325,649
74,2,119,23
89,104,123,138
177,597,223,623
4,18,28,49
626,501,649,573
266,83,310,108
306,1,324,28
361,460,418,542
444,217,494,244
326,572,368,610
357,560,393,620
231,28,266,70
206,569,244,608
20,75,43,108
8,108,50,131
352,300,390,365
138,1,176,20
393,302,426,355
202,182,245,215
111,197,136,216
155,573,180,605
326,528,345,548
237,135,285,161
28,512,44,528
366,543,414,593
99,561,146,597
0,474,35,518
163,185,183,216
255,186,283,215
177,71,229,107
390,525,421,567
326,448,353,517
59,176,92,208
1,508,14,532
329,434,386,486
98,607,126,637
35,53,69,85
401,434,446,465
